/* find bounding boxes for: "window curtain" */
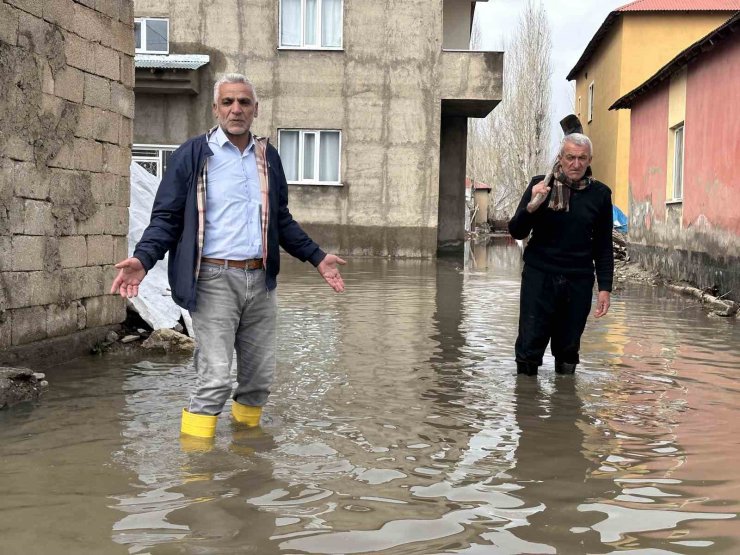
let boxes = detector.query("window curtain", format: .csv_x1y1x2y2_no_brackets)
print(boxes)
321,0,342,47
304,0,318,46
280,131,300,181
319,132,340,182
281,0,301,46
303,133,316,180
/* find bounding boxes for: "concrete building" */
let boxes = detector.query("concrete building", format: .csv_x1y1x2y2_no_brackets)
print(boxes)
566,0,739,213
0,0,135,365
611,14,740,300
132,0,503,256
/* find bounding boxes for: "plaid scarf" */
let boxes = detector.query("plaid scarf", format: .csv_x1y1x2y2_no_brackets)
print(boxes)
527,161,592,213
194,127,271,277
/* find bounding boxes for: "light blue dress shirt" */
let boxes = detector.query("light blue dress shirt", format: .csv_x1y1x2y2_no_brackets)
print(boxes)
203,126,262,260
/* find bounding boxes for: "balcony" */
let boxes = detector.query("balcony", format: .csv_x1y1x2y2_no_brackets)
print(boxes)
439,50,503,118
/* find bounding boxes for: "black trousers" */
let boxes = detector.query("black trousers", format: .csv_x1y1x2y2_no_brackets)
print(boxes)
515,264,594,367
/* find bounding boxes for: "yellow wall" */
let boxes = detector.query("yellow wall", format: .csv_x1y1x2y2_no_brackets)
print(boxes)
573,11,733,212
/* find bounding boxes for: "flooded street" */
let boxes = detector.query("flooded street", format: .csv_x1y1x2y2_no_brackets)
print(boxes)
1,240,739,554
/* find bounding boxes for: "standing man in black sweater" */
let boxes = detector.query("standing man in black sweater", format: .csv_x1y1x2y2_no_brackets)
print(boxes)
508,133,614,376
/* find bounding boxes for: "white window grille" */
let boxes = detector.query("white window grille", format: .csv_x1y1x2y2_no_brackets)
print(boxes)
278,130,341,185
132,144,178,180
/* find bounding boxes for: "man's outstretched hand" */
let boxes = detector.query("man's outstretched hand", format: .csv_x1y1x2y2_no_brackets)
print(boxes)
110,257,146,298
317,254,346,292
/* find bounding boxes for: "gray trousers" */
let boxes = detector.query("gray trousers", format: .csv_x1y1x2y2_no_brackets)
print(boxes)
188,263,277,415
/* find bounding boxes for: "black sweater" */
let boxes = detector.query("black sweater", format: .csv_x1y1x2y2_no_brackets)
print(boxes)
508,175,614,292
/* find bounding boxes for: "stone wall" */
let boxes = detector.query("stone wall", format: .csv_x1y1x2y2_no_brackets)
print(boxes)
0,0,135,365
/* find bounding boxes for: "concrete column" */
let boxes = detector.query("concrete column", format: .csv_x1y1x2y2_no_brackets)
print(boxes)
437,115,468,252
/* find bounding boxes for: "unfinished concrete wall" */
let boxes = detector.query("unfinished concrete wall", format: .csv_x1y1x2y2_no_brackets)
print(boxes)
0,0,135,366
133,0,502,257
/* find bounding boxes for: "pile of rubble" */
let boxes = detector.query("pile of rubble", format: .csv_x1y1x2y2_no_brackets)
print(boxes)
0,367,48,409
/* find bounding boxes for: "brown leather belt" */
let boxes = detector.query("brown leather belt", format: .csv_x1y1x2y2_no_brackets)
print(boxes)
201,257,263,270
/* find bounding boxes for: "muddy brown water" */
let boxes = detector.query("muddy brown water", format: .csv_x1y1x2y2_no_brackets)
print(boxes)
1,240,739,555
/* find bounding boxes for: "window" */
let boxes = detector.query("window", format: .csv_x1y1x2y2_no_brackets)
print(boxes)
135,18,169,54
133,144,178,180
672,124,684,200
587,81,594,123
278,130,341,185
280,0,343,49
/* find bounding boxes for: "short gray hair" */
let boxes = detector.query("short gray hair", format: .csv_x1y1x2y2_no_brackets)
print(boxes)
212,73,258,104
559,133,593,156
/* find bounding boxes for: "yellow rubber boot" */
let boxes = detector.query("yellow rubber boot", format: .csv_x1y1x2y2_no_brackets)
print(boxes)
180,408,217,438
231,401,262,427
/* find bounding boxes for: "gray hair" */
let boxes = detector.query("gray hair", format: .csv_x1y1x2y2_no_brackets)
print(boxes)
559,133,593,156
212,73,258,104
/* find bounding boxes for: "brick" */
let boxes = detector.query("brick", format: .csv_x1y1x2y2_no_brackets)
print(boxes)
53,65,85,103
62,31,96,73
114,174,130,207
84,73,111,110
118,0,133,23
0,3,20,46
46,302,78,337
89,172,117,204
0,236,10,271
43,0,77,31
75,208,105,235
82,294,125,327
11,235,46,271
118,115,133,147
61,265,104,300
0,311,11,349
102,143,129,176
73,139,104,172
72,2,104,43
86,234,114,265
95,43,120,81
47,141,74,169
13,162,48,200
17,11,51,54
6,0,43,18
58,235,87,268
103,205,128,235
12,305,47,345
119,53,134,88
23,199,55,235
112,235,128,261
8,198,25,234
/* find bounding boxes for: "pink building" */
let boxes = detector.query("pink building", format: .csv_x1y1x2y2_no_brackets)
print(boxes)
611,13,740,299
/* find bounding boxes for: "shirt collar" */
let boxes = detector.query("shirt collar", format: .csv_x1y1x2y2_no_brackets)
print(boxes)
210,125,255,153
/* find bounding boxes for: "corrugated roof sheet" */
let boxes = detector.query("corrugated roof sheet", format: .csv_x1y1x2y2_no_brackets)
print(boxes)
566,3,739,80
135,54,210,70
610,11,740,109
618,0,740,11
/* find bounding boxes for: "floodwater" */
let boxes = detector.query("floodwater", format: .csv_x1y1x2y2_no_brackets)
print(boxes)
1,239,739,555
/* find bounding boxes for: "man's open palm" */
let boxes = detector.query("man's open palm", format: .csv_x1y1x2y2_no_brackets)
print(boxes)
110,257,146,298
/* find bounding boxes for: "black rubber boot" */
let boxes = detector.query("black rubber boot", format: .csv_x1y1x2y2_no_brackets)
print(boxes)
555,361,577,375
516,361,539,376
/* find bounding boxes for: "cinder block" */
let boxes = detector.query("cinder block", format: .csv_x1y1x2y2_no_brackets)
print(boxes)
112,235,129,261
41,61,54,95
11,235,46,271
12,305,47,346
84,73,111,110
46,302,78,337
95,43,120,81
75,207,105,236
0,3,20,46
6,0,43,18
96,0,120,21
23,199,55,236
76,300,86,329
82,294,126,328
103,206,128,236
119,53,134,88
4,136,34,162
17,11,51,55
72,2,104,43
63,30,96,73
76,107,119,144
86,234,114,265
0,236,10,271
110,20,134,54
102,144,129,176
43,0,76,31
114,174,130,207
110,82,134,118
0,311,11,349
58,235,87,268
12,161,48,200
118,114,133,147
73,138,104,173
89,172,117,204
61,266,104,301
54,65,85,103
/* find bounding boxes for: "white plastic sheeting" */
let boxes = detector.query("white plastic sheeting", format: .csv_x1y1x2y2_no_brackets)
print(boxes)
128,162,192,333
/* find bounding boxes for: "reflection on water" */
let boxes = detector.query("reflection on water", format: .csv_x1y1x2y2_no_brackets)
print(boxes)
1,239,739,554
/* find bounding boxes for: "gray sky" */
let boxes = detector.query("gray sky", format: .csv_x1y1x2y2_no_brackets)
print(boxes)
474,0,627,155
